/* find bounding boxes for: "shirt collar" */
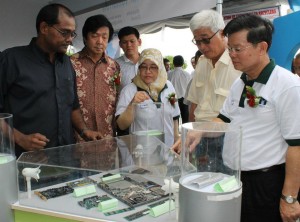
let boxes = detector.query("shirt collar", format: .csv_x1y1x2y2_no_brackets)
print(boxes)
30,38,65,63
79,47,108,63
240,59,276,85
123,54,139,64
218,49,232,65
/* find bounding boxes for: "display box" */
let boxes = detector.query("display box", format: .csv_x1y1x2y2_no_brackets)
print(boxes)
16,135,196,222
179,122,242,222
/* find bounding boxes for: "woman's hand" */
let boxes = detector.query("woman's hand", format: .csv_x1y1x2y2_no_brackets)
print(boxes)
131,91,150,104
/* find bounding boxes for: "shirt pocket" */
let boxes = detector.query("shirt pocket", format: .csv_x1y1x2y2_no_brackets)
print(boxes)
195,81,204,88
61,77,74,106
214,88,229,112
194,81,205,103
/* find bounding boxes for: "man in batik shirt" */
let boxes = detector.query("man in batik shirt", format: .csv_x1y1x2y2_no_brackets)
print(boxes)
71,15,120,139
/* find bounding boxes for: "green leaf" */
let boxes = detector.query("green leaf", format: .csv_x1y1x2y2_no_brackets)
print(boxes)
246,86,256,96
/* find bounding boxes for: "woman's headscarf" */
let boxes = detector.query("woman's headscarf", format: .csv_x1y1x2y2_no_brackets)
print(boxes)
132,48,168,101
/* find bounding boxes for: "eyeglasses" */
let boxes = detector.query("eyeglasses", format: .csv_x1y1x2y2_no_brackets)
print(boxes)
139,65,159,72
50,26,77,39
228,45,253,54
192,30,219,45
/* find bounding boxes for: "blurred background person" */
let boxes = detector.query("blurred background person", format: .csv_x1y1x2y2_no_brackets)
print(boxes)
164,58,172,80
184,50,203,107
168,55,191,124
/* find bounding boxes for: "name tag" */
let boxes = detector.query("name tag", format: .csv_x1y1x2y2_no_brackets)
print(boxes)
138,103,149,109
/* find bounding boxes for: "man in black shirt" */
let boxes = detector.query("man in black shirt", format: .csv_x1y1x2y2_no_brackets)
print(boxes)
0,4,102,157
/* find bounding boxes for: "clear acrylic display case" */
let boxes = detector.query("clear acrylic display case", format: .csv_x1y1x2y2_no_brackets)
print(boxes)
179,122,242,222
0,113,18,222
16,135,196,222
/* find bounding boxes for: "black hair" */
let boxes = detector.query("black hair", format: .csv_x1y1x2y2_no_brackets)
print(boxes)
223,14,274,51
82,14,114,43
118,26,140,40
173,55,184,67
36,3,74,34
163,58,170,63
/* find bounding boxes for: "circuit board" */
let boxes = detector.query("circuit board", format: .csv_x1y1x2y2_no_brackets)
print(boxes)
66,177,97,188
34,186,74,201
78,194,112,209
124,208,149,221
98,173,168,207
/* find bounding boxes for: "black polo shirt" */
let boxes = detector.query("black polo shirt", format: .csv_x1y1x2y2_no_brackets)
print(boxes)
0,38,80,157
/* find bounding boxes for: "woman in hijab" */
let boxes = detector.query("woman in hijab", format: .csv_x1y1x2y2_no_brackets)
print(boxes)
115,48,180,148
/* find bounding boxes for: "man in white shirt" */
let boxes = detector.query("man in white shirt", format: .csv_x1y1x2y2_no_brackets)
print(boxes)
116,26,141,90
219,13,300,222
187,10,241,122
169,55,191,123
181,9,241,172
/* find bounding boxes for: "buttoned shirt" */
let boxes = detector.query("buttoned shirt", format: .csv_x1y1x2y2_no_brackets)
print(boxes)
187,50,241,121
116,55,138,90
169,67,191,98
219,60,300,170
71,49,120,138
0,38,79,157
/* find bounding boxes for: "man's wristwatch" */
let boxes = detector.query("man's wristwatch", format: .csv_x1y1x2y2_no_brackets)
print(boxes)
281,194,298,204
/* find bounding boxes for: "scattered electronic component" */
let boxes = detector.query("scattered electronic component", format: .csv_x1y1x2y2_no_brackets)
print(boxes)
34,186,74,201
66,177,97,188
124,208,149,221
130,168,150,174
189,173,224,189
104,206,135,216
78,195,112,209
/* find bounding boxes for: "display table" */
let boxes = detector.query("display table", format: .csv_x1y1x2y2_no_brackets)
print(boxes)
12,200,177,222
15,135,194,222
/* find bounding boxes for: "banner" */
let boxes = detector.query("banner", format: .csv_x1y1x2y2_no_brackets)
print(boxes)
76,0,215,30
224,6,281,23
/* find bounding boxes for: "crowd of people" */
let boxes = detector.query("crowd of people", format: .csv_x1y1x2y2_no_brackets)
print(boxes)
0,3,299,222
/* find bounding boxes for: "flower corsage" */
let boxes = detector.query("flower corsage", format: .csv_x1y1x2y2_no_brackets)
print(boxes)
244,86,261,108
167,92,177,107
110,71,121,89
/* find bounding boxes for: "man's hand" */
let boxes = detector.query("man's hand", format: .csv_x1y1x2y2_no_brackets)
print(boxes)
171,138,181,154
280,199,300,222
185,130,202,152
17,133,49,151
82,130,103,141
171,130,202,154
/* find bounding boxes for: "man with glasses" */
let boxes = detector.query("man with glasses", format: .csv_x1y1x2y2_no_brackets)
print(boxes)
0,4,102,157
219,14,300,222
177,10,241,171
187,9,241,123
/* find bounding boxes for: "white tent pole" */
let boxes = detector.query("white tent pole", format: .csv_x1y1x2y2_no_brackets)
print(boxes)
216,0,223,14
